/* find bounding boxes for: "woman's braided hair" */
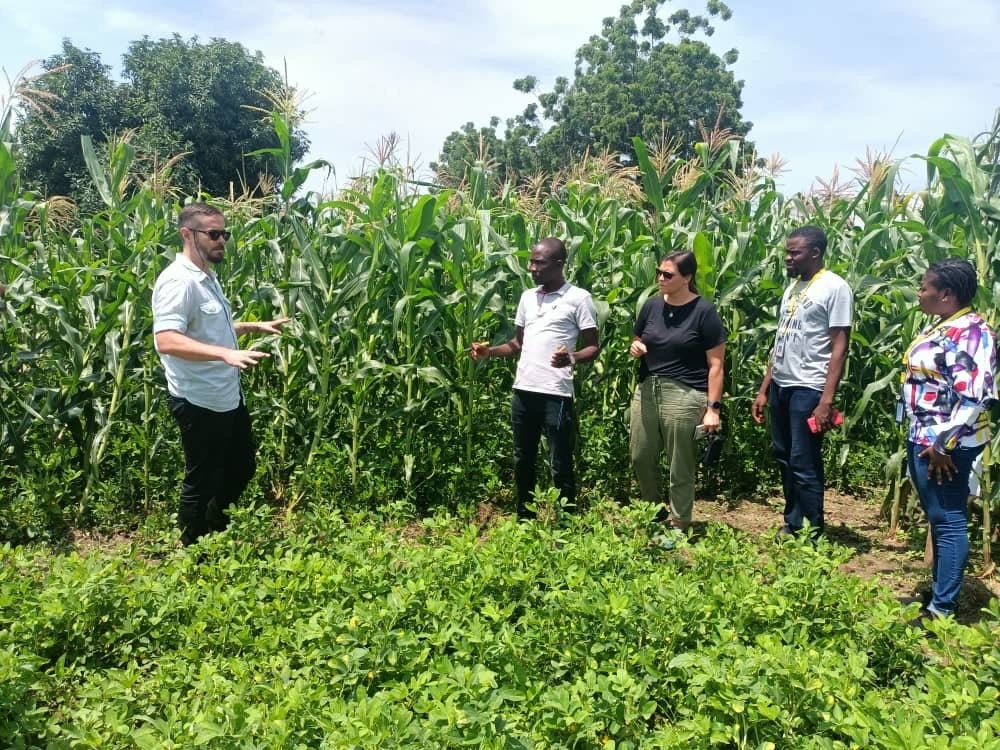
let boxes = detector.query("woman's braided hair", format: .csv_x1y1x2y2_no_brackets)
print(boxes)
928,258,978,306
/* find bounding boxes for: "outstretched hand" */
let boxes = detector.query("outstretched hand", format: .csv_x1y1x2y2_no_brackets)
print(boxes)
222,349,269,369
469,342,491,361
256,318,291,335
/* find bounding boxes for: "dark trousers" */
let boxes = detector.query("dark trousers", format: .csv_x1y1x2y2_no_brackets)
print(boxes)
169,396,256,546
511,389,576,516
769,383,825,534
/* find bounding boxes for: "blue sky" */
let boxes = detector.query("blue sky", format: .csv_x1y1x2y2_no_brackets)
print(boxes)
1,0,998,195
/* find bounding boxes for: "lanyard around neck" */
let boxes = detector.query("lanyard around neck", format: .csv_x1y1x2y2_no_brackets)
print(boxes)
778,268,825,337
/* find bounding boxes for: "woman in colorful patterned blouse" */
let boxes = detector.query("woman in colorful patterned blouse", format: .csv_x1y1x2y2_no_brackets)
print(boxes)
900,258,996,619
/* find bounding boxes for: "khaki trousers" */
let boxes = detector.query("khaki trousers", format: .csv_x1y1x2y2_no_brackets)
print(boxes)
629,376,706,525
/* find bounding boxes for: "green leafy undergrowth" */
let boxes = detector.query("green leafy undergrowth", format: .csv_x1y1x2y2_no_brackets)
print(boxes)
1,502,998,749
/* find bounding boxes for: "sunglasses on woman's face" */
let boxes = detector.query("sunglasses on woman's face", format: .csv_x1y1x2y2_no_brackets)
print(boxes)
656,269,675,280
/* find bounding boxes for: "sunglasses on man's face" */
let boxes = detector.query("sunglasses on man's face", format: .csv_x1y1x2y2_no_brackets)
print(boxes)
189,228,232,241
655,269,675,280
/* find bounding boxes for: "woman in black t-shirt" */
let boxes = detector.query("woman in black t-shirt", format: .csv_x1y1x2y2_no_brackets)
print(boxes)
629,250,727,536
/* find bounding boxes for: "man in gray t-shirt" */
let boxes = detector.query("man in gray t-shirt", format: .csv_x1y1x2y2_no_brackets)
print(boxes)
469,237,600,518
751,226,852,538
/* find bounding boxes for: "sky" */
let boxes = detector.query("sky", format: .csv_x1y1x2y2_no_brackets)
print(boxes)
1,0,998,196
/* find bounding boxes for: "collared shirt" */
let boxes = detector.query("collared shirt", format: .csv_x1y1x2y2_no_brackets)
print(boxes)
513,282,598,398
152,254,241,412
901,311,996,452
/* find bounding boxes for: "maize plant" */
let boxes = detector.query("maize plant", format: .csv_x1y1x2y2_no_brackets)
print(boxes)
2,108,1000,572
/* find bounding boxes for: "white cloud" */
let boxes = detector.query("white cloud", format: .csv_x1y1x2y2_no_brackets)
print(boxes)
2,0,998,197
225,0,622,189
102,7,173,37
891,0,1000,42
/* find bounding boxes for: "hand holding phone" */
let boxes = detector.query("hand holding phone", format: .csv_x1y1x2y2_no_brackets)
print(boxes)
807,409,844,434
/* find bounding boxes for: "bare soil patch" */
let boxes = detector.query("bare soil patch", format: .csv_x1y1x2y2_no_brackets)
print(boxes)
691,490,1000,625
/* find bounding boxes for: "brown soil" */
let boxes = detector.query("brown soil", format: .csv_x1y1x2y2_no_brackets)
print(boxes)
690,490,1000,625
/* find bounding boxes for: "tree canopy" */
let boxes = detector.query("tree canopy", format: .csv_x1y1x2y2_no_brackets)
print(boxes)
15,36,308,206
434,0,750,184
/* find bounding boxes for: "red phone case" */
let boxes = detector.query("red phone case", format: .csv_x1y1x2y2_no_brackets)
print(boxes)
807,410,843,433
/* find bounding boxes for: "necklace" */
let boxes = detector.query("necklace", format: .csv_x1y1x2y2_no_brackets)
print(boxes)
665,294,697,319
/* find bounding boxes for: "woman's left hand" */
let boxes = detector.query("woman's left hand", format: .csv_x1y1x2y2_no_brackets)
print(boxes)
702,409,721,434
919,445,957,485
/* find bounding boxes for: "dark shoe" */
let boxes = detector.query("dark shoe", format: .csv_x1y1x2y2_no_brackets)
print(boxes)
897,590,932,608
907,607,940,637
774,525,797,542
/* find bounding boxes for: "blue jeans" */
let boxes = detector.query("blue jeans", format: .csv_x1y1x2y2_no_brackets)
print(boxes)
769,383,824,535
907,441,983,616
511,389,576,516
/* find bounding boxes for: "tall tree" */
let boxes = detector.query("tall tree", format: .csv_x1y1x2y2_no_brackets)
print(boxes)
14,36,309,205
435,0,750,183
121,34,308,196
15,41,122,202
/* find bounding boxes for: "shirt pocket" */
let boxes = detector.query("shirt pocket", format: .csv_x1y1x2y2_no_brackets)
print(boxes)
199,299,223,315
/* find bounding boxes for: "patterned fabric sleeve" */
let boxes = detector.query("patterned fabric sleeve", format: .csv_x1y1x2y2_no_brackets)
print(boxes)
932,319,997,453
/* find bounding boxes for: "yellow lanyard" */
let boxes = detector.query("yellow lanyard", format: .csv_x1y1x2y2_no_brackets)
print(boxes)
778,269,825,338
901,306,972,373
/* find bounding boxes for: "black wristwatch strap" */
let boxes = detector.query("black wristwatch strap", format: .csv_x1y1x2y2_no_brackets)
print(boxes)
707,400,722,410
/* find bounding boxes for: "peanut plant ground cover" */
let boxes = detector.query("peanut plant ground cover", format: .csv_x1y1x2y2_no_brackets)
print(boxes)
2,500,998,749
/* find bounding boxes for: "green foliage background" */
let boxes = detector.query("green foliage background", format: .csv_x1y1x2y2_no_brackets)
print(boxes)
3,103,1000,555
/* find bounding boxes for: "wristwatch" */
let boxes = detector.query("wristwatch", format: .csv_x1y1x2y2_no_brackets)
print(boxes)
707,400,722,410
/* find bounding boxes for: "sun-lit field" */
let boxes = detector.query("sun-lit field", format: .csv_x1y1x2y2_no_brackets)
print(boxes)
3,97,1000,747
2,502,998,748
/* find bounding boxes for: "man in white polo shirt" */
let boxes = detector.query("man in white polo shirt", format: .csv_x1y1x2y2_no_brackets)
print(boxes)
153,203,289,546
470,237,600,518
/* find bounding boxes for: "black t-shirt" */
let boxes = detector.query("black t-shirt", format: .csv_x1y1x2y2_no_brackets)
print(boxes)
633,295,727,391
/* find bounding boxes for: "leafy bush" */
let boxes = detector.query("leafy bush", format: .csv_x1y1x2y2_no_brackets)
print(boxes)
1,504,997,748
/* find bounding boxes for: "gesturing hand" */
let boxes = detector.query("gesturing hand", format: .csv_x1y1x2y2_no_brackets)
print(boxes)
469,342,491,361
629,340,648,358
222,349,269,369
256,318,291,335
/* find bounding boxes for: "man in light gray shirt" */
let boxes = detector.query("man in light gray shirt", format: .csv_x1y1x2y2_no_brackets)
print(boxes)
751,226,852,539
153,203,288,546
469,237,600,518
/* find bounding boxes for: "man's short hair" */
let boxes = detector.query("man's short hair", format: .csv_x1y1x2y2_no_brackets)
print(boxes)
179,202,223,230
788,225,828,256
535,236,567,263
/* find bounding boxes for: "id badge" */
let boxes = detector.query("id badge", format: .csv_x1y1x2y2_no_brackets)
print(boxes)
894,399,905,424
774,337,786,361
